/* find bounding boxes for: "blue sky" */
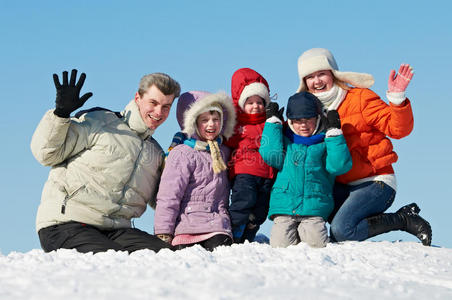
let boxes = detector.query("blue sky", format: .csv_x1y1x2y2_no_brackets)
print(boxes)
1,1,451,254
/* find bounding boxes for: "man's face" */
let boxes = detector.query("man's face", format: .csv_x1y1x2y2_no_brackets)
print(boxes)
135,85,175,130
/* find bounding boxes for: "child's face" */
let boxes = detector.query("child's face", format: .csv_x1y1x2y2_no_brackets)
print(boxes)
243,95,265,114
196,111,222,141
291,117,317,137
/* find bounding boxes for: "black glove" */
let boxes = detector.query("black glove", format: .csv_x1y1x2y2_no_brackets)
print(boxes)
266,102,285,121
325,110,341,129
53,69,93,118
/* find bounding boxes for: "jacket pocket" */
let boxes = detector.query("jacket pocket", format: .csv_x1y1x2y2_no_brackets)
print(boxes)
184,203,213,214
269,179,291,212
181,202,216,227
272,178,289,192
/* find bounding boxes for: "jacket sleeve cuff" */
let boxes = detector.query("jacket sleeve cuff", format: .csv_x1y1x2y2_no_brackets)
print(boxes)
51,109,71,122
266,116,282,124
386,91,406,105
326,128,343,137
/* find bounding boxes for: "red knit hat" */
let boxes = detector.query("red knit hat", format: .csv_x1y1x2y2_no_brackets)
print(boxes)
231,68,270,110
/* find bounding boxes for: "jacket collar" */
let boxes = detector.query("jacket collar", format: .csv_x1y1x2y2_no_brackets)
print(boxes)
284,127,325,145
122,100,155,140
237,111,266,125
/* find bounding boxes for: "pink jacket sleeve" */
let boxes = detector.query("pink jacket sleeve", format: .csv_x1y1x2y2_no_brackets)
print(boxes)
154,147,193,235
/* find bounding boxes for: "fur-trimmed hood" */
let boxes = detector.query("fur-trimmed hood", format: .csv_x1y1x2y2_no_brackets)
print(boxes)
176,91,236,139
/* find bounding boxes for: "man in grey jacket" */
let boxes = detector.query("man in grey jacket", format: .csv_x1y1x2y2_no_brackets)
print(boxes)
31,69,180,253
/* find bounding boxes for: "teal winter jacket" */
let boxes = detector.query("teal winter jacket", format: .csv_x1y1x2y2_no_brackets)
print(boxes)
259,122,352,220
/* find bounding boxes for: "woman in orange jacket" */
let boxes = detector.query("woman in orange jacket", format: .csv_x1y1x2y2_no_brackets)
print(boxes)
295,48,432,246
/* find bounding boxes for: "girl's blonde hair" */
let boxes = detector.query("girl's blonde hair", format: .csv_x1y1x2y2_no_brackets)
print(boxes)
334,77,351,91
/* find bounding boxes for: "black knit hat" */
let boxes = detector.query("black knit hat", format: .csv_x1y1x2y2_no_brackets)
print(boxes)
286,92,322,120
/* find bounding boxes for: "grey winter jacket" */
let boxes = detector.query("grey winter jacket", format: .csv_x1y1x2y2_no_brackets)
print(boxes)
31,100,164,232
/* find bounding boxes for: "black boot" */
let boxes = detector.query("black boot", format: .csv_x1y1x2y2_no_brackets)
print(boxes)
241,223,260,243
366,203,432,246
231,224,246,243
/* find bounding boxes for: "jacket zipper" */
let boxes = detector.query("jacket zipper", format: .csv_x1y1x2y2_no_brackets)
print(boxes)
293,146,307,213
61,185,85,214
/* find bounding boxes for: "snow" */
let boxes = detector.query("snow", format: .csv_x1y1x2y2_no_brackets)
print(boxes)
1,239,452,300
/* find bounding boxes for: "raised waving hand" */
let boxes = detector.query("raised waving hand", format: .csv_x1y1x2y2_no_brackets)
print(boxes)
53,69,93,118
388,64,414,93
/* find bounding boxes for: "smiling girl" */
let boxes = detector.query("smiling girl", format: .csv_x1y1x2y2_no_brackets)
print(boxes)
154,91,236,251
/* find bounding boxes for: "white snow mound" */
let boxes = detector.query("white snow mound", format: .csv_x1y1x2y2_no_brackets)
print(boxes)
1,241,452,300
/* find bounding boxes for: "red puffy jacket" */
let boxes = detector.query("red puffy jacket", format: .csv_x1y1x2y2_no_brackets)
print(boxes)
226,68,275,179
225,121,275,179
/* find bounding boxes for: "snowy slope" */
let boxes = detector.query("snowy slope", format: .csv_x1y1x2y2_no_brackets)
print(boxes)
1,241,452,300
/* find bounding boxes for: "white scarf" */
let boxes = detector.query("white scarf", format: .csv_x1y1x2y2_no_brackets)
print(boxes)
314,84,347,111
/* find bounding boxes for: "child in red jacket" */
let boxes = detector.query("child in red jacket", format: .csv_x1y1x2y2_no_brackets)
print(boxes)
225,68,276,243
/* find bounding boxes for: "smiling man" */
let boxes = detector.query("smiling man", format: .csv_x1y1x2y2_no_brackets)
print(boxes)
31,69,180,253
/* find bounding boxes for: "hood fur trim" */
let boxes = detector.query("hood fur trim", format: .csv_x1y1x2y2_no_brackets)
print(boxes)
182,92,236,139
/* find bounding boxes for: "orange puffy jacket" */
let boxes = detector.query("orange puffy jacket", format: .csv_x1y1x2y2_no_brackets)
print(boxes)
336,88,414,184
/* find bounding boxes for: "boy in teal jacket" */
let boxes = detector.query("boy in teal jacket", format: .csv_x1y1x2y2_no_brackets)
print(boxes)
259,92,352,248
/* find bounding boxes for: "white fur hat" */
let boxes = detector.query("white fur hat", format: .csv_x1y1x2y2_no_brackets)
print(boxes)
296,48,375,92
238,82,270,109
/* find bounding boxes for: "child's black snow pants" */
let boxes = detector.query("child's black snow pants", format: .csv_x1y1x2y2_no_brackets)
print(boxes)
229,174,273,242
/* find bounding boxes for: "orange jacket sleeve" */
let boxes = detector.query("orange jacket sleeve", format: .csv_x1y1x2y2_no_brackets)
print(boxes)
360,89,414,140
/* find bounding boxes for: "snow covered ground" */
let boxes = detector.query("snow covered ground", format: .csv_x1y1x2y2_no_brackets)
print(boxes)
1,239,452,300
